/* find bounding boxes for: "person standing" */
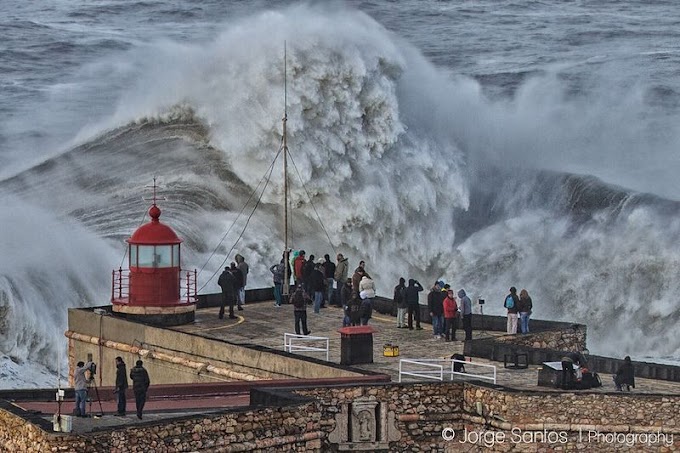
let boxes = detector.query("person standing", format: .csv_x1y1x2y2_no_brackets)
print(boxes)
294,250,306,285
340,278,355,326
323,253,336,305
614,356,635,391
393,278,407,328
518,289,533,333
428,281,445,339
504,287,520,334
405,279,424,330
270,257,286,307
358,274,376,325
235,254,249,308
230,262,244,311
291,285,312,335
443,289,459,341
458,289,473,340
349,293,362,326
73,360,93,417
308,261,326,313
352,261,368,293
334,253,349,303
218,266,237,319
114,356,128,416
130,360,150,420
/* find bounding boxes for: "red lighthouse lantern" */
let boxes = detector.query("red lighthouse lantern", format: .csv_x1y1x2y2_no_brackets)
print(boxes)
112,188,196,326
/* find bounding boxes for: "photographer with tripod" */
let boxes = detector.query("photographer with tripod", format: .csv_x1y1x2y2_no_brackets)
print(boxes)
73,360,94,417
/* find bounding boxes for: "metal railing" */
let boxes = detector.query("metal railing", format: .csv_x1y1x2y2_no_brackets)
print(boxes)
111,268,197,304
399,358,497,384
283,333,330,361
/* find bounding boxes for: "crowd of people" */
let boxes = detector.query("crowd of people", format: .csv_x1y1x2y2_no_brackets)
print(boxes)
216,254,250,320
218,250,541,343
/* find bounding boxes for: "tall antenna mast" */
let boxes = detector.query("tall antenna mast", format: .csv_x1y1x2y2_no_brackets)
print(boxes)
282,41,290,297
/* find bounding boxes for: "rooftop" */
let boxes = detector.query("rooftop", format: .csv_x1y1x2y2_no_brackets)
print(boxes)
11,298,680,434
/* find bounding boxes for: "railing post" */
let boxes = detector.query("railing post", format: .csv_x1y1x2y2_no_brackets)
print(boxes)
117,267,123,299
185,271,190,303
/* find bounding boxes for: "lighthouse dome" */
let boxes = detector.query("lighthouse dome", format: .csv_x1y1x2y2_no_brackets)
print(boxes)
128,204,182,245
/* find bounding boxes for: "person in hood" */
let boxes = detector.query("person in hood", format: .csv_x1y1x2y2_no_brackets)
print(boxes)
614,356,635,391
458,289,473,340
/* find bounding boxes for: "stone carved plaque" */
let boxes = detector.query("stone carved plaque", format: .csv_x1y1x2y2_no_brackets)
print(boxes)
328,397,401,451
351,401,377,443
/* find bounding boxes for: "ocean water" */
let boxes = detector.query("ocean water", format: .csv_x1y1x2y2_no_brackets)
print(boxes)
1,0,679,388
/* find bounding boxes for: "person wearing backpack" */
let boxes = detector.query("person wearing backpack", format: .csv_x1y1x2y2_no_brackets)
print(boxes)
504,287,520,334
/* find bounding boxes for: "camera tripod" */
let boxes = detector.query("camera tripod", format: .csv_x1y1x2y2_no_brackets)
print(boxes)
87,379,104,417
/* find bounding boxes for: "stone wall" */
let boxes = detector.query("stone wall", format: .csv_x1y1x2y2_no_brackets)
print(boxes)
494,324,587,352
460,385,680,452
4,381,679,452
293,382,465,451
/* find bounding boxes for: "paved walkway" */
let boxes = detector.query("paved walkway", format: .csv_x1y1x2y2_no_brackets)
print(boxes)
173,301,680,395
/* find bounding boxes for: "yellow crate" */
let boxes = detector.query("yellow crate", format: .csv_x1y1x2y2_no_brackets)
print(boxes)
383,345,399,357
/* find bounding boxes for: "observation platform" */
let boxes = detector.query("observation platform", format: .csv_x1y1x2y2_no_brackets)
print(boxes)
8,296,680,436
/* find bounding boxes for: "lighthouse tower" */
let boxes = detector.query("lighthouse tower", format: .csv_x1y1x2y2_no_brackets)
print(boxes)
111,186,196,326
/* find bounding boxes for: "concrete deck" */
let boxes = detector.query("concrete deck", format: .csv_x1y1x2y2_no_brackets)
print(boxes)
174,300,680,395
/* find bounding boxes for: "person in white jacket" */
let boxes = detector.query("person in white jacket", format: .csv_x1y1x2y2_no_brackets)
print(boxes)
358,275,376,324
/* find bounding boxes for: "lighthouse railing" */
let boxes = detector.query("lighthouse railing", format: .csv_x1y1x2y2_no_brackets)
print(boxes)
111,268,130,301
180,269,198,303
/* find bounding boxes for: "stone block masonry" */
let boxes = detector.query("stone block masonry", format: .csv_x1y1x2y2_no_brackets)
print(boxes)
3,381,679,452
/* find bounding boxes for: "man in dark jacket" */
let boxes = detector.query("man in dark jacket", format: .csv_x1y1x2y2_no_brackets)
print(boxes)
405,279,424,330
291,285,311,335
218,267,237,319
129,360,150,420
308,262,326,313
303,255,316,295
114,356,128,416
428,281,446,338
229,262,244,311
323,254,336,305
614,356,635,391
394,278,407,328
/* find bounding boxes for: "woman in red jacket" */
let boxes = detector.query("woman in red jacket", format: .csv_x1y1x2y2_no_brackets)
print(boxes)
443,289,459,341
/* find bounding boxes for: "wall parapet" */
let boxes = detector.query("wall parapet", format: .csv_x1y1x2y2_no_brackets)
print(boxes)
2,381,679,452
